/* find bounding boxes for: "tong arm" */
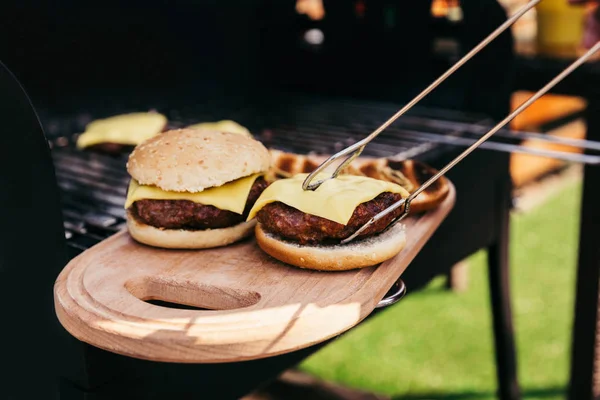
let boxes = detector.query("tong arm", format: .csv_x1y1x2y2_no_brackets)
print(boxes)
302,0,541,191
341,41,600,244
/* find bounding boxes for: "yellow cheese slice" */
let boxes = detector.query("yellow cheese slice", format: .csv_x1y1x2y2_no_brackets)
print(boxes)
76,112,167,149
247,173,410,225
187,120,252,138
125,173,262,214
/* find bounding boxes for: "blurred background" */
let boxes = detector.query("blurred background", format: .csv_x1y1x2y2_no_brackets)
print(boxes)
1,1,599,399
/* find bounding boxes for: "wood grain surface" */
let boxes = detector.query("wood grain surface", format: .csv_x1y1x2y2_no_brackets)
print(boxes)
54,184,455,364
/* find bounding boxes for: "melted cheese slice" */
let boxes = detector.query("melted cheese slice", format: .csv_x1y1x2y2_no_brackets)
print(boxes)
125,173,262,214
187,120,252,138
76,112,167,149
247,174,410,225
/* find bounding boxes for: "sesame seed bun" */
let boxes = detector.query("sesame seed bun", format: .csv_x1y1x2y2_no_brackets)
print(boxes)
126,129,271,192
254,223,407,271
126,210,256,249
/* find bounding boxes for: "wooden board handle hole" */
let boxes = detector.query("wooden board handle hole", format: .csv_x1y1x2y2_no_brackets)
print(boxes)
143,299,209,311
125,276,261,311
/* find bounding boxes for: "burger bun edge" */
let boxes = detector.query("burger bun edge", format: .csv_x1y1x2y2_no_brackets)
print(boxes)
255,223,407,271
126,210,256,249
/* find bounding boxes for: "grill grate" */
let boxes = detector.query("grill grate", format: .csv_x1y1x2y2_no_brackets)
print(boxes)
45,95,492,258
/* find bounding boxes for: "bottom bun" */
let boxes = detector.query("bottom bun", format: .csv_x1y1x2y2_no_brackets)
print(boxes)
255,223,407,271
126,210,256,249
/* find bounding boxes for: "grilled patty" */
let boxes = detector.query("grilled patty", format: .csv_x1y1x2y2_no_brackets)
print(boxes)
131,177,268,230
87,143,135,155
256,192,403,245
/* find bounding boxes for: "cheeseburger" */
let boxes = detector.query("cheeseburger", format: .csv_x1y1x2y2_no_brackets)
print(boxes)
125,128,271,249
247,173,411,271
76,112,168,154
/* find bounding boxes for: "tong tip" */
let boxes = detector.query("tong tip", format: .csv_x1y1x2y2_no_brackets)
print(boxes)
340,198,411,245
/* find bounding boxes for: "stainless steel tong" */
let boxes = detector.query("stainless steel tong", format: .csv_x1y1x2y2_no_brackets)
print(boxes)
342,41,600,244
301,0,600,245
301,0,541,192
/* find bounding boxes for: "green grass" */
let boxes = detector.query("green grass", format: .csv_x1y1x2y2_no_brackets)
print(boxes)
300,181,582,400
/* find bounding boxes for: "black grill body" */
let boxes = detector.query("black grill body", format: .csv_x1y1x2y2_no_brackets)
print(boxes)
0,1,519,399
0,61,79,400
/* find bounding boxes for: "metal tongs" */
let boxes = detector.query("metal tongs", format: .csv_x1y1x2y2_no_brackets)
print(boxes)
302,0,600,244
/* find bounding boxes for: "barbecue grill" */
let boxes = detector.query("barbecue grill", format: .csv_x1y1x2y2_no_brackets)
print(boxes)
42,94,598,261
30,93,587,400
3,1,599,399
41,98,498,258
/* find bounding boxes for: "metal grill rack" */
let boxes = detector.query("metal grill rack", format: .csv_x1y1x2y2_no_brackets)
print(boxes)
42,94,599,259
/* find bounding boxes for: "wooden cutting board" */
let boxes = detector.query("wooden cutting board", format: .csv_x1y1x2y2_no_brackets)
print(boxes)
54,183,455,364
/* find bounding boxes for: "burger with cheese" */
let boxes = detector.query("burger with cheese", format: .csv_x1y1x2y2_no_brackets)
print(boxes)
77,112,168,154
125,128,271,249
247,173,411,271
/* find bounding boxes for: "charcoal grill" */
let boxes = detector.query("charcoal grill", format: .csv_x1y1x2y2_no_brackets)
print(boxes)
0,90,501,399
32,90,591,399
4,1,599,399
43,94,597,260
43,98,480,257
9,84,597,400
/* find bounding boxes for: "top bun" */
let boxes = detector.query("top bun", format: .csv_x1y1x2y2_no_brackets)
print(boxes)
127,128,271,192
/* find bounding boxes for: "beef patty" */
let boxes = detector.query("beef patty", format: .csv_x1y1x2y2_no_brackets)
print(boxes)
256,192,403,245
87,143,135,156
131,177,268,230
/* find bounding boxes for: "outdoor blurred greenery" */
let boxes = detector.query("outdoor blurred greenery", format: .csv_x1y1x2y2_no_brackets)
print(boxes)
301,181,582,400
